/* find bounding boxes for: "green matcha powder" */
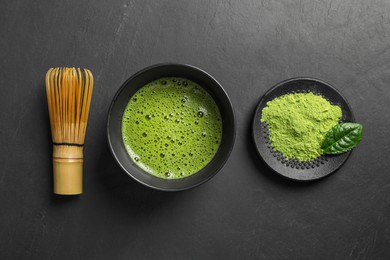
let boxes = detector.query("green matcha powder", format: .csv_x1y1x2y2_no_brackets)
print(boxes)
261,92,342,161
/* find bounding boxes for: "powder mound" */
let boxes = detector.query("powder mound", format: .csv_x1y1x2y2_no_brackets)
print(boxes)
261,92,342,161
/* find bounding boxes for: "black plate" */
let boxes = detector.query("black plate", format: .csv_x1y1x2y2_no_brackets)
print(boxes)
107,63,236,191
252,77,354,181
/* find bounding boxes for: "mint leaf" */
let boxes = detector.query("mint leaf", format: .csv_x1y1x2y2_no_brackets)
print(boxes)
321,123,363,155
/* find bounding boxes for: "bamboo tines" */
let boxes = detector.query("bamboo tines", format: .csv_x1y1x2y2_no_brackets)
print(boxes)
45,67,94,145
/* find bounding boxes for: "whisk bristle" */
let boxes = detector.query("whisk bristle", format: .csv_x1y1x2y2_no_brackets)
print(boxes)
45,67,93,145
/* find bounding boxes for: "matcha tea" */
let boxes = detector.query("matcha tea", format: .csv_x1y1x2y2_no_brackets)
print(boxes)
261,92,342,161
122,77,222,179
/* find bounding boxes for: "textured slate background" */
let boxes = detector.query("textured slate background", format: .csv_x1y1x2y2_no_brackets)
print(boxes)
1,0,390,259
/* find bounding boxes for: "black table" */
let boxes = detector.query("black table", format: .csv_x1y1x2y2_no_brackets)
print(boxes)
1,1,389,259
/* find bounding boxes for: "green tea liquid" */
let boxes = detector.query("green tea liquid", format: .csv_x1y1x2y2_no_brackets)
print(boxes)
122,77,222,179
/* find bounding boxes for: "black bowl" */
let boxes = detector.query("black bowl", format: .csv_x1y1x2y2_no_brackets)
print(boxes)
107,63,235,191
252,77,354,181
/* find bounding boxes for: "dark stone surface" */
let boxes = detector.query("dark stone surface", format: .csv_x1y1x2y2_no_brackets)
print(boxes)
1,0,389,259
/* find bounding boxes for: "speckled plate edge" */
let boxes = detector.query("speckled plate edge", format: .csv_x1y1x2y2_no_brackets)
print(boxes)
252,77,355,181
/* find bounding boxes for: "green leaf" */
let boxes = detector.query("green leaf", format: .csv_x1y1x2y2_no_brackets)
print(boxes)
321,123,363,155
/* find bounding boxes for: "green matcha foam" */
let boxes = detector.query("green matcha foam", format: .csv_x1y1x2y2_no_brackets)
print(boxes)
122,77,222,179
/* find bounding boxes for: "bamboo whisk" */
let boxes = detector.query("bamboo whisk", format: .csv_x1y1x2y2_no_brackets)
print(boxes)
46,67,94,195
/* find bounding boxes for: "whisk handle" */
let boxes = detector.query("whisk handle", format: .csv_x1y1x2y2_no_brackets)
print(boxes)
52,145,84,195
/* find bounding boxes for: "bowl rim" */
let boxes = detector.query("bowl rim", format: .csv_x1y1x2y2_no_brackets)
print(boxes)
107,62,236,191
